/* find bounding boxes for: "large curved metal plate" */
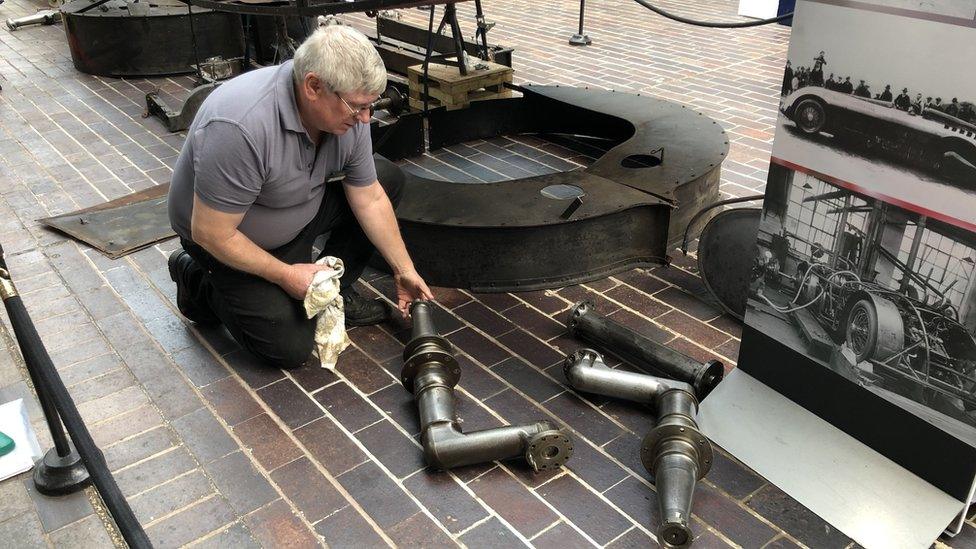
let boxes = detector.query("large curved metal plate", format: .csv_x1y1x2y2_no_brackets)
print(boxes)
697,208,761,320
379,86,730,292
62,0,244,77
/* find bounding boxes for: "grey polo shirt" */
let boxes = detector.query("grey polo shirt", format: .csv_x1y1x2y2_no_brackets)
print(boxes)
168,60,377,250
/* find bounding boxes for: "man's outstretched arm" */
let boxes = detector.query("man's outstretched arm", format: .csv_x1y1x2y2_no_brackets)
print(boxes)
343,180,433,315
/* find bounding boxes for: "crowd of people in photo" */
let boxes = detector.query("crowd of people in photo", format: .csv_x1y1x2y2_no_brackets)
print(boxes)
782,51,974,122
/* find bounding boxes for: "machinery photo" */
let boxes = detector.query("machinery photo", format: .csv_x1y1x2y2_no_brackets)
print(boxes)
747,163,976,434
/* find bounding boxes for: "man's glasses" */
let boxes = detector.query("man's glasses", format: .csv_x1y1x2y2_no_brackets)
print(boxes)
335,91,374,119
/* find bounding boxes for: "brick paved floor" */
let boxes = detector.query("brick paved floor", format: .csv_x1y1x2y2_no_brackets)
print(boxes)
0,0,973,547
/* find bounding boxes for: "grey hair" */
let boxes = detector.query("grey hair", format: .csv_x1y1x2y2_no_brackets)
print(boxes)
292,25,387,96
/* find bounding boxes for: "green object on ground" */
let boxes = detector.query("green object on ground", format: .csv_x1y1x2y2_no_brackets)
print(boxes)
0,430,15,457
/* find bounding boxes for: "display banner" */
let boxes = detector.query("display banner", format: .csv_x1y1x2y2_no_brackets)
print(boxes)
735,0,976,525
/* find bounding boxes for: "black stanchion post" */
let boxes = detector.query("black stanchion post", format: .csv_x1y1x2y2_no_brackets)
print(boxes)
569,0,592,46
0,246,90,496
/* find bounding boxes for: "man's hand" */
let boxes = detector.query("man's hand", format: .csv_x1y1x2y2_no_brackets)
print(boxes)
277,263,336,300
394,269,434,318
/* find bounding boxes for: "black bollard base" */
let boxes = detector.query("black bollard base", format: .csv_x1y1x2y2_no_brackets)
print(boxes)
569,33,592,46
33,444,91,496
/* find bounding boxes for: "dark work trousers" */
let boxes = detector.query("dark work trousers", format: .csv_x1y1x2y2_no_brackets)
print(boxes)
179,156,404,369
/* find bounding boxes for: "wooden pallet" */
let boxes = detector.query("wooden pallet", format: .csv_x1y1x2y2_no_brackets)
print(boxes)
407,59,513,111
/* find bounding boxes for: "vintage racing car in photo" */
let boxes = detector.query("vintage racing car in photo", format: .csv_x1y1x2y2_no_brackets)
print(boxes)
781,87,976,182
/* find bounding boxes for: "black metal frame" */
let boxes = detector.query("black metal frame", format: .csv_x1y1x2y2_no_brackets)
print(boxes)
373,15,513,77
173,0,469,17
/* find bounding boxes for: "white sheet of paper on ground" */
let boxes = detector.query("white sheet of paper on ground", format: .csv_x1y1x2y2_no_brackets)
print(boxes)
698,369,966,549
0,398,43,482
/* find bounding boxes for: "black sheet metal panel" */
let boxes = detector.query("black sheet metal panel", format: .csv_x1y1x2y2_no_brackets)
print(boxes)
398,170,671,291
39,185,174,259
371,112,425,160
427,86,728,246
697,208,761,320
62,0,244,77
389,86,728,291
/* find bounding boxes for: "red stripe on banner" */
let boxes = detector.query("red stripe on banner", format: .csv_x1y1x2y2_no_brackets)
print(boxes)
770,156,976,233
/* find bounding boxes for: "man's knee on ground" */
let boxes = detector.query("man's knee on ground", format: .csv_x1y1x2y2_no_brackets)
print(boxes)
242,313,315,370
374,155,405,206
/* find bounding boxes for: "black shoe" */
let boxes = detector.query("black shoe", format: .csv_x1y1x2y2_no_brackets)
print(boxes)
168,250,219,325
341,286,387,327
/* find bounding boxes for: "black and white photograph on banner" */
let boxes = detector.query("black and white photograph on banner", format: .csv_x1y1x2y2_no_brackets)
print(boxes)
841,0,976,20
773,0,976,232
746,163,976,442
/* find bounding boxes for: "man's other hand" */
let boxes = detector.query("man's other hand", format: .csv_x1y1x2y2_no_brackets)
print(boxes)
279,263,335,300
394,269,434,318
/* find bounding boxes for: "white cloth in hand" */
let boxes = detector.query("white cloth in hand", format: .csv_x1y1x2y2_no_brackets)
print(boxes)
303,256,351,369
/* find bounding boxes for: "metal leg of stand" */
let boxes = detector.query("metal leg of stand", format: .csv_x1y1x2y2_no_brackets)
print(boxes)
473,0,491,60
440,3,467,75
0,266,89,496
569,0,592,46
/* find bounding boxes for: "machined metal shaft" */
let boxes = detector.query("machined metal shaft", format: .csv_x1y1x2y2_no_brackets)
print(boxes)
5,10,60,31
566,301,724,398
564,349,712,548
402,301,573,471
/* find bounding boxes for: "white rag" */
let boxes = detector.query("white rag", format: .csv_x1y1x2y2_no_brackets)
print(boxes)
302,256,351,369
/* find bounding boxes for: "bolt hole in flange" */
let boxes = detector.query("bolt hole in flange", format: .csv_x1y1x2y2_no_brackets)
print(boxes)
621,153,662,168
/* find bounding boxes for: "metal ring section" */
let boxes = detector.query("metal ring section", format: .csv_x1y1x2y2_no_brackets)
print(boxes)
0,269,17,300
640,423,712,480
525,429,574,472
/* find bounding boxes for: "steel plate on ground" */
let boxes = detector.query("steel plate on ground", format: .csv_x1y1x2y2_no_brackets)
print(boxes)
39,185,175,259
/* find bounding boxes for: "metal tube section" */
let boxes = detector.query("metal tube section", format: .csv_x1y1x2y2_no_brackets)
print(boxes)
563,347,690,404
402,301,573,472
564,349,712,548
565,301,724,398
5,10,60,31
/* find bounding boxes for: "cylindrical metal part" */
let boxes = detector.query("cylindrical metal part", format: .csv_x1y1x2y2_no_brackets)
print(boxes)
61,0,244,77
5,10,59,30
641,387,711,548
416,383,456,429
410,300,439,340
577,0,586,34
403,301,574,472
565,301,724,398
653,451,699,548
563,348,711,548
564,348,694,404
423,421,571,471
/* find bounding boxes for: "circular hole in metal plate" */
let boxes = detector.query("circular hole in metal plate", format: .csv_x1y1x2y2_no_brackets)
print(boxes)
620,154,662,168
540,184,585,200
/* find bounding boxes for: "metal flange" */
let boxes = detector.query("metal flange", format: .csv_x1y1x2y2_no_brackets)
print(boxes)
640,423,713,480
525,429,574,472
400,349,459,394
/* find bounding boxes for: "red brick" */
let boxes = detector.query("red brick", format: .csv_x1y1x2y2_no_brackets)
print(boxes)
244,499,319,548
469,468,559,538
234,414,304,471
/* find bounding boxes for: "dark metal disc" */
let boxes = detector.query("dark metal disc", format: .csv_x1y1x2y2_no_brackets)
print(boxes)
697,208,761,321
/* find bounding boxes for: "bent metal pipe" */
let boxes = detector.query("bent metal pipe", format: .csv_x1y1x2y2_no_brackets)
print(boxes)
401,301,573,471
565,300,724,399
564,348,712,548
